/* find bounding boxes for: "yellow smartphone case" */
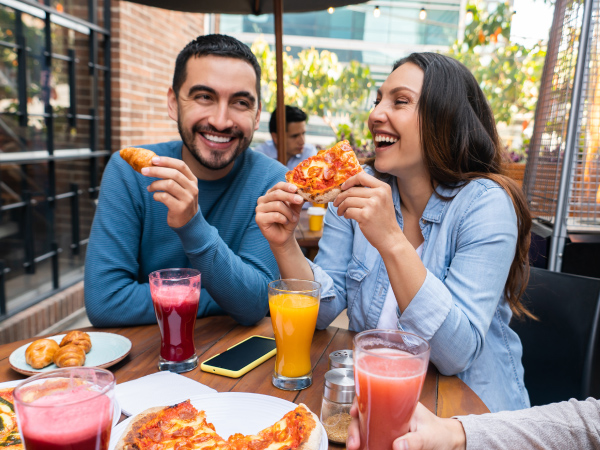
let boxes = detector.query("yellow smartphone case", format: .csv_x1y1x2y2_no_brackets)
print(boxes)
200,335,277,378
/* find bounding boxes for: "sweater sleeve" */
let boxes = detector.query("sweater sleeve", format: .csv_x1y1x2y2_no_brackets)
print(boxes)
457,398,600,450
173,210,277,326
84,153,157,326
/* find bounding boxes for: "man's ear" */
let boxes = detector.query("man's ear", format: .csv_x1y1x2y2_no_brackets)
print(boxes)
167,87,178,122
270,132,278,147
254,102,262,131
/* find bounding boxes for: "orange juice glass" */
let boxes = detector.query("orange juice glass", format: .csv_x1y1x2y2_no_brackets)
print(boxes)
269,279,320,390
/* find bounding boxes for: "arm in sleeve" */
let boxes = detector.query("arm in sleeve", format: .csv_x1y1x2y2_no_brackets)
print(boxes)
84,155,156,327
173,211,279,326
399,185,517,374
457,398,600,450
310,204,356,329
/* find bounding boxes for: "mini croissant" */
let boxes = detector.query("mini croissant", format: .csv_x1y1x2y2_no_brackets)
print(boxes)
60,330,92,353
120,147,157,173
25,339,60,369
53,344,86,368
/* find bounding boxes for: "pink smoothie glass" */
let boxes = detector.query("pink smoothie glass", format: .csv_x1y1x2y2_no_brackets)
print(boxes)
149,268,201,373
14,367,115,450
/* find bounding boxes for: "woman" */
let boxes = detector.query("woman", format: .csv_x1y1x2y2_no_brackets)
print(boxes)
255,53,532,412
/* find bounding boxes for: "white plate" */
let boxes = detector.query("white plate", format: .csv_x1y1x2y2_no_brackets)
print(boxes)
109,392,327,450
9,332,132,376
0,379,122,428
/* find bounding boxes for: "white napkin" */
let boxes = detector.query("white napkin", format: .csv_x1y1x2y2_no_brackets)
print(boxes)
115,371,217,416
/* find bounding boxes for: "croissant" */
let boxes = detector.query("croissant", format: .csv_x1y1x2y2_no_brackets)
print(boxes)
120,147,157,173
25,339,60,369
60,330,92,353
53,344,86,368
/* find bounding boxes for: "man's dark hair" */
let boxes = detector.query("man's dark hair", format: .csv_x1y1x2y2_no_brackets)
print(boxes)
269,105,308,134
172,34,261,100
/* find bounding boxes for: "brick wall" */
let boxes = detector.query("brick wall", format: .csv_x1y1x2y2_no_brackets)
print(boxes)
109,0,206,151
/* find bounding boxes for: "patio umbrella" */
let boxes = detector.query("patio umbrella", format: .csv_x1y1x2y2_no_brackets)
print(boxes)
125,0,365,163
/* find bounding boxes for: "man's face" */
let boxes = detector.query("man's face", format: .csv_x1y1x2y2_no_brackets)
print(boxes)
167,55,261,173
272,121,307,159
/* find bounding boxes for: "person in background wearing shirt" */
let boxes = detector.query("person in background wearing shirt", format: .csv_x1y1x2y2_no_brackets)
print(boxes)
84,34,287,327
253,105,317,170
346,398,600,450
255,52,532,413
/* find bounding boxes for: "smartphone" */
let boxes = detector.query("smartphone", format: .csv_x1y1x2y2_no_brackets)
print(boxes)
200,335,277,378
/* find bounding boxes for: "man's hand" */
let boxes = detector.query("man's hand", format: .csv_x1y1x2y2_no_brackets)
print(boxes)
142,156,199,228
347,400,467,450
255,182,304,249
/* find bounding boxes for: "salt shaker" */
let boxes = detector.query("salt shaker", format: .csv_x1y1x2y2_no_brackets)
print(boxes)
328,349,353,369
320,368,355,444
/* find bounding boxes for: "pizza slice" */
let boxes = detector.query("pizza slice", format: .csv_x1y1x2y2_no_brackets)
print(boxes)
120,147,157,174
0,388,24,449
115,400,322,450
286,140,363,204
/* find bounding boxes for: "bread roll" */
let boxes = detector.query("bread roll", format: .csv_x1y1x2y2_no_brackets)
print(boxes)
120,147,157,173
25,339,60,369
53,344,86,368
60,330,92,353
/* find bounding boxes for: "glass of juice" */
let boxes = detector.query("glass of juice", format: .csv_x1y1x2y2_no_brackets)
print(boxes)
268,279,320,390
14,367,115,450
354,330,430,450
149,268,201,373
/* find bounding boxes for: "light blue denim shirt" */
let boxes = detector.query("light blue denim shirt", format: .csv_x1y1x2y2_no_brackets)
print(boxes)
309,166,530,413
252,140,317,170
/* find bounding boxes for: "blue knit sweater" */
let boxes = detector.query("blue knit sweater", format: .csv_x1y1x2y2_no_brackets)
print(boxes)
84,141,287,327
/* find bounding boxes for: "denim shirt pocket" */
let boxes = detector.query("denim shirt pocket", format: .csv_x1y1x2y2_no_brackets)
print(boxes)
346,254,370,318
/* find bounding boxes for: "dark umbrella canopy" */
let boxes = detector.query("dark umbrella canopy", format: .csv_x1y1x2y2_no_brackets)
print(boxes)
125,0,365,14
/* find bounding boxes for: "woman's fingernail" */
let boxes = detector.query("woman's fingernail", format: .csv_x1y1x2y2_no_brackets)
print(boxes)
395,439,409,450
347,435,354,447
141,168,149,175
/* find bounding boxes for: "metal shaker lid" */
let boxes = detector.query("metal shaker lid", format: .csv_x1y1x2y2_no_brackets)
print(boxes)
329,349,353,369
323,368,355,403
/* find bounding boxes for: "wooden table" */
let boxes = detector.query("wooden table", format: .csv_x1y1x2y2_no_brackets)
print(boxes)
0,317,489,448
295,209,323,260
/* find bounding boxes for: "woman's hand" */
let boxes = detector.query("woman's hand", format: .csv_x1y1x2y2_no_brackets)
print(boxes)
142,156,198,228
347,400,467,450
255,182,305,248
334,171,403,252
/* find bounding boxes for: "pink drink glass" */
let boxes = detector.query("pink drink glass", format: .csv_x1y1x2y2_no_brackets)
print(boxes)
354,330,430,450
14,367,115,450
149,268,201,373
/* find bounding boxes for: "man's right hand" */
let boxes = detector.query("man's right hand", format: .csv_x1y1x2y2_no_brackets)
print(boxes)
142,156,199,229
255,182,304,248
347,401,467,450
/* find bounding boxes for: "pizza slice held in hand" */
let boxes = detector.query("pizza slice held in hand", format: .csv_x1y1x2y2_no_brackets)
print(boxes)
285,140,363,204
120,147,157,174
116,400,322,450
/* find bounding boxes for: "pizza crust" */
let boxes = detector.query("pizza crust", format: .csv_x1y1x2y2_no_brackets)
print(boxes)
296,403,323,450
114,406,164,450
296,186,341,204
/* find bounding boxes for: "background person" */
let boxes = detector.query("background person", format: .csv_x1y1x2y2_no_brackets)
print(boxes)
253,105,317,170
346,399,600,450
255,52,532,412
84,34,287,327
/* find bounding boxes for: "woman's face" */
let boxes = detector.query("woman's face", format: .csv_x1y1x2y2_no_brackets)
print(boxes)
368,62,426,178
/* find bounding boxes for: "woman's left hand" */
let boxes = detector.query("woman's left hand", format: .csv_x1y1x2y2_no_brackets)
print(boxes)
334,171,403,251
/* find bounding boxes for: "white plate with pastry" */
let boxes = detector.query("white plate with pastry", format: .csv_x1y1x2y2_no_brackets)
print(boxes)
9,331,132,376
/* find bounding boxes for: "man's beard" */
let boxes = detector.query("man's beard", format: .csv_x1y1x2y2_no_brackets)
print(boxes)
178,121,253,171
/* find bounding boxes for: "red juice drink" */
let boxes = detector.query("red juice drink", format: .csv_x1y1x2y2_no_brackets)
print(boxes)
152,284,200,362
353,331,430,450
14,368,115,450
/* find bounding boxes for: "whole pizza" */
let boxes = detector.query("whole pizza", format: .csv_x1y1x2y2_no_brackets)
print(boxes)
116,400,322,450
0,388,24,449
286,140,363,204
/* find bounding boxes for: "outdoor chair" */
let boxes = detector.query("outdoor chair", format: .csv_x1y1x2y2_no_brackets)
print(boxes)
510,267,600,407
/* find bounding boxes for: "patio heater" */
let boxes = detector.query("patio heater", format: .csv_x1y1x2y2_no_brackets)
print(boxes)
524,0,600,277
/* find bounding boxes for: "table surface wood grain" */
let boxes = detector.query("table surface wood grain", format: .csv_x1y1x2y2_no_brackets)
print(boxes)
0,316,489,449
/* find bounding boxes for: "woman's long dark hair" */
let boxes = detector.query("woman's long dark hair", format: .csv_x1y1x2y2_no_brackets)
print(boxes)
371,52,533,318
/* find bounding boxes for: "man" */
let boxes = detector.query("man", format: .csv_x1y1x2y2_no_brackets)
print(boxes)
84,34,295,327
254,105,317,170
347,400,600,450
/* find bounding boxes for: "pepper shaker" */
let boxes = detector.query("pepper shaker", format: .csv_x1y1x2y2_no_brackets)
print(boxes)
320,368,355,444
328,349,353,369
